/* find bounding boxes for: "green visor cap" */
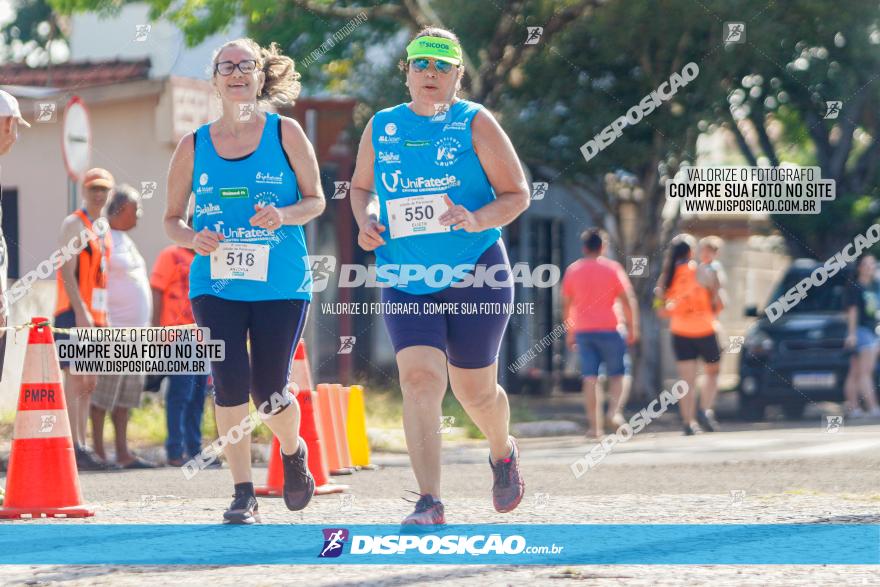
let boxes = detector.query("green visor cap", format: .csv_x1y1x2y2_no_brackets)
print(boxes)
406,36,463,66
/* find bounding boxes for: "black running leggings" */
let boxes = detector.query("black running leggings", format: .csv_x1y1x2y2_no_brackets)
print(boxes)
192,295,309,412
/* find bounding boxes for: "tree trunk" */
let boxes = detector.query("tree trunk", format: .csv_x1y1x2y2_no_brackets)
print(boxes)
632,292,664,402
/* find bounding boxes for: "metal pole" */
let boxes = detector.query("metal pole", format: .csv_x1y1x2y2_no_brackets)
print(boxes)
68,178,77,214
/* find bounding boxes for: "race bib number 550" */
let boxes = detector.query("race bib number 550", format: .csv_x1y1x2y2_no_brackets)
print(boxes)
386,193,451,239
210,243,269,281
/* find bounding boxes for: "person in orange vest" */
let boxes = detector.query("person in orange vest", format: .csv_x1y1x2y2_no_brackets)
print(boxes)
54,167,114,470
656,233,723,435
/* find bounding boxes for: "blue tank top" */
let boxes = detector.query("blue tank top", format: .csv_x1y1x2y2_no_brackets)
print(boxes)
190,112,311,301
372,100,502,294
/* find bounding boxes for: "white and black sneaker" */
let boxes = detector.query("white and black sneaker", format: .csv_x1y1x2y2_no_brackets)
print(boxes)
223,491,260,524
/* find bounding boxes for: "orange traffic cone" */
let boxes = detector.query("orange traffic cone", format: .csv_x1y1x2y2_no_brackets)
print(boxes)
0,318,94,518
256,435,285,497
256,389,347,496
290,340,313,393
317,383,352,475
300,389,347,494
331,384,353,470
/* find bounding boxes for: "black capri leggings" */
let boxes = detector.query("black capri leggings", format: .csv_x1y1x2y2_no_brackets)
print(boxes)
192,295,309,412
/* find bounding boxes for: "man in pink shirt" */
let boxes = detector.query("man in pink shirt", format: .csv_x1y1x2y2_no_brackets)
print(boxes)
562,228,639,438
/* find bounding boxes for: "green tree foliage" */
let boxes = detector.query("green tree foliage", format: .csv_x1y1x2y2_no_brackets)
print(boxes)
711,0,880,257
43,0,880,396
3,0,66,64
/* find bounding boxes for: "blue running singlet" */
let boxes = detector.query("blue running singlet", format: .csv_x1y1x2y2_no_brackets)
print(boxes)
190,112,312,301
372,100,502,294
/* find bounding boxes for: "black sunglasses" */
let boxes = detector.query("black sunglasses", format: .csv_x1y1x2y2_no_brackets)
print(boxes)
409,58,455,74
215,60,258,76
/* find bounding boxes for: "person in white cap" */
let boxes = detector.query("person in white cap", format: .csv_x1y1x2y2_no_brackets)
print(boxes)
0,89,29,156
0,90,29,389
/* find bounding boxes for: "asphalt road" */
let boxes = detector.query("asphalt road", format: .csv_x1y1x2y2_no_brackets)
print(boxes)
1,421,878,585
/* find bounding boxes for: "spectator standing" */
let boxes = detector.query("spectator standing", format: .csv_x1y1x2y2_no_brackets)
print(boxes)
89,185,157,468
55,168,113,470
843,254,880,418
0,90,29,381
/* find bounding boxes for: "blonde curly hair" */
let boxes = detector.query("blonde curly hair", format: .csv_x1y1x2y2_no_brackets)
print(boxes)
212,38,301,106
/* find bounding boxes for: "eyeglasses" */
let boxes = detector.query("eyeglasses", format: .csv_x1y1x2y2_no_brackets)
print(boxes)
409,58,454,74
215,60,258,76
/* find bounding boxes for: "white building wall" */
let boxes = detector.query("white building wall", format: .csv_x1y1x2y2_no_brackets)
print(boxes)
68,2,246,80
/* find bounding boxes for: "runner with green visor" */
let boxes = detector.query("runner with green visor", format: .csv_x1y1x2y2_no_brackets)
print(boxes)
350,27,531,527
405,35,463,73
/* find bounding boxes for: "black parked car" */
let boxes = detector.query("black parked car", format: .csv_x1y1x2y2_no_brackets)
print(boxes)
739,259,854,420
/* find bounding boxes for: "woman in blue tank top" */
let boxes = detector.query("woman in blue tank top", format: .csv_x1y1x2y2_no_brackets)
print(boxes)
164,38,325,524
349,27,531,526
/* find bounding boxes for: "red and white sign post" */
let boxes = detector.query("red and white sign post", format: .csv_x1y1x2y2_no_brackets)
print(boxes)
61,97,92,213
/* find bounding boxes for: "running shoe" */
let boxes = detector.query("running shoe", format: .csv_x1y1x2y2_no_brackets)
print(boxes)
120,454,159,469
490,437,524,513
401,493,446,527
75,446,113,471
281,438,314,511
697,409,720,432
682,422,702,436
223,491,260,524
850,408,867,419
605,413,626,432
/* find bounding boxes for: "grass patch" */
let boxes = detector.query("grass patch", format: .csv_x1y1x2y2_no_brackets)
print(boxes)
125,394,274,446
362,381,535,440
0,382,536,450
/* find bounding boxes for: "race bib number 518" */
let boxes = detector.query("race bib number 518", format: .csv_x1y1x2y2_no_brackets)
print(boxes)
386,193,451,239
210,243,269,281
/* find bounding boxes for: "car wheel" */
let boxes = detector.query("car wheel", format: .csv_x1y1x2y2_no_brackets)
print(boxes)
738,396,766,421
781,402,807,420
